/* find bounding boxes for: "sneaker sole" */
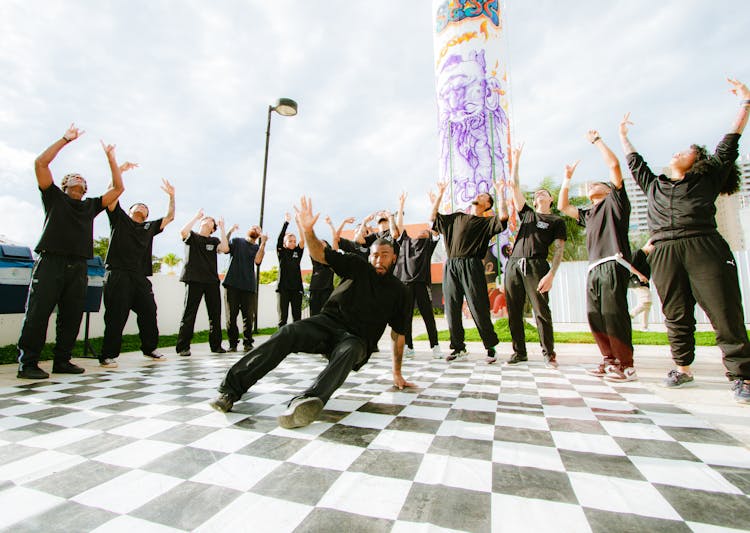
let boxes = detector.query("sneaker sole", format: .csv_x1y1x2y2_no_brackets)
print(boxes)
278,398,324,429
504,360,528,366
660,380,697,389
603,375,638,383
209,400,233,413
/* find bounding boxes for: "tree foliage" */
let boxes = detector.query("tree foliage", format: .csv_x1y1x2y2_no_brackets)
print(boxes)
259,266,278,284
93,236,109,260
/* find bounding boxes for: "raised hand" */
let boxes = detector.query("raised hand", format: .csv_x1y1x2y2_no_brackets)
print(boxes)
564,161,580,181
284,212,291,223
399,191,407,205
493,179,506,197
160,178,175,196
436,180,448,194
195,208,204,220
585,130,600,144
229,223,239,233
217,217,225,231
63,123,85,142
619,113,633,137
511,142,524,165
100,140,117,159
119,161,139,173
294,196,319,232
728,78,750,100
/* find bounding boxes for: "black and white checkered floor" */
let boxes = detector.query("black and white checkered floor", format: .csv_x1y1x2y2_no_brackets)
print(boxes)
1,351,749,532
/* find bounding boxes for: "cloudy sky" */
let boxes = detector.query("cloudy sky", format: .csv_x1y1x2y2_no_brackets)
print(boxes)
1,0,748,270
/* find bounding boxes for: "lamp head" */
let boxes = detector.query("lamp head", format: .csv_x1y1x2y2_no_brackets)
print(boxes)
273,98,298,117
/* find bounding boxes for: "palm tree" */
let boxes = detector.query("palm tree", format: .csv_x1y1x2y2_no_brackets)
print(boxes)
161,253,182,275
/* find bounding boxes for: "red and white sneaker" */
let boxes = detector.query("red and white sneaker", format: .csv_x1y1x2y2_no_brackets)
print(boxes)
603,365,638,382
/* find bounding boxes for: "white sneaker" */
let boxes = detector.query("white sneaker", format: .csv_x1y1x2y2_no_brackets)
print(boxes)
431,345,443,359
403,347,415,358
99,358,118,369
603,365,638,382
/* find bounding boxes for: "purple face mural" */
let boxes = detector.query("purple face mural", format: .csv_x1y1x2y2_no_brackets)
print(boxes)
437,49,509,209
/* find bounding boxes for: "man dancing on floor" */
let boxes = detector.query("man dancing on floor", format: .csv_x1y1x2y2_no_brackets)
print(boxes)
504,144,567,368
100,167,176,368
430,180,508,363
210,197,414,429
558,130,636,382
17,124,125,379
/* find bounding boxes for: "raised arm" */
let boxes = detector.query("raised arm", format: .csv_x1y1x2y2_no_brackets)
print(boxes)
294,196,325,265
217,218,230,253
255,233,267,265
106,161,139,211
324,216,339,250
277,213,290,251
159,179,176,229
354,213,375,244
587,130,623,189
383,209,400,239
226,223,239,241
618,112,637,156
509,143,527,213
100,141,126,207
34,123,84,191
558,161,580,220
295,212,305,249
430,181,448,223
181,209,203,240
728,78,750,134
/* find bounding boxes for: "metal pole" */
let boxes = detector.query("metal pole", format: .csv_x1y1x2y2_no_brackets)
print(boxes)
254,105,273,333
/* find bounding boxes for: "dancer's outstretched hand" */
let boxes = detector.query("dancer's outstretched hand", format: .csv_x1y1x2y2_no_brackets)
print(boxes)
294,196,319,232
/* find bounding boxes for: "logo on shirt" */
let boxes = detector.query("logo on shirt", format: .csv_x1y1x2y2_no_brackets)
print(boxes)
144,223,151,230
206,244,215,251
293,252,299,259
536,221,550,230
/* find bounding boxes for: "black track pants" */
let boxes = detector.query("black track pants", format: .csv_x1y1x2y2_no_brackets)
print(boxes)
650,234,750,380
443,257,499,351
277,289,303,327
225,287,256,349
176,281,222,352
219,314,367,404
504,257,555,358
404,282,439,348
101,270,159,359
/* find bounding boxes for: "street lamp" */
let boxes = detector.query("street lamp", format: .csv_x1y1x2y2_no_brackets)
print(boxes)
256,97,298,332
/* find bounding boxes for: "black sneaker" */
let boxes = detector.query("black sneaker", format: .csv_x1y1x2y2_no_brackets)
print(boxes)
17,364,49,380
446,348,468,362
277,396,324,429
504,354,528,365
662,369,695,388
227,344,238,352
143,351,166,361
243,343,254,352
212,346,227,354
52,360,85,374
209,393,235,413
178,350,191,357
485,347,497,364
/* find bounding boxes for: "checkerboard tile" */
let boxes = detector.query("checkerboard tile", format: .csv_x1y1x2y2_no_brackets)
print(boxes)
0,351,748,532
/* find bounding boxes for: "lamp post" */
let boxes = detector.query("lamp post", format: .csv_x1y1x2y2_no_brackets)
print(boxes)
255,98,298,332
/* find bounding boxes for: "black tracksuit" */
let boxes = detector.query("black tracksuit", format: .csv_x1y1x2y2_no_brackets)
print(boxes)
628,133,750,380
433,212,506,351
505,204,566,360
309,258,334,316
101,204,163,361
17,185,103,368
176,231,223,353
578,186,634,369
223,237,260,350
219,247,406,404
394,231,440,349
276,221,304,326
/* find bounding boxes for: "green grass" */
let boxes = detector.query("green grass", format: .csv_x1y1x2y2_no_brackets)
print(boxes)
0,327,278,366
415,318,735,347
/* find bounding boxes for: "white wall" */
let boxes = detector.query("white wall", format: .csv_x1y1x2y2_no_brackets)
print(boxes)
0,274,279,346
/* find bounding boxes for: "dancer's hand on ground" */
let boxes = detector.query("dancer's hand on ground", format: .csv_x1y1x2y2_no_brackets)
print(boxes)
294,196,319,232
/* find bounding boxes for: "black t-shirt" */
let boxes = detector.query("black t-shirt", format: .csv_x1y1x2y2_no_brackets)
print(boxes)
321,247,406,364
338,238,369,260
223,238,259,292
433,212,507,259
180,231,220,283
364,229,400,256
105,203,163,276
393,231,438,284
276,221,303,292
511,204,567,259
578,186,631,262
35,184,104,259
310,258,334,291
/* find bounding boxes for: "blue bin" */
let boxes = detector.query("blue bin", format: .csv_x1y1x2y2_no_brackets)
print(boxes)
86,256,106,312
0,244,34,314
